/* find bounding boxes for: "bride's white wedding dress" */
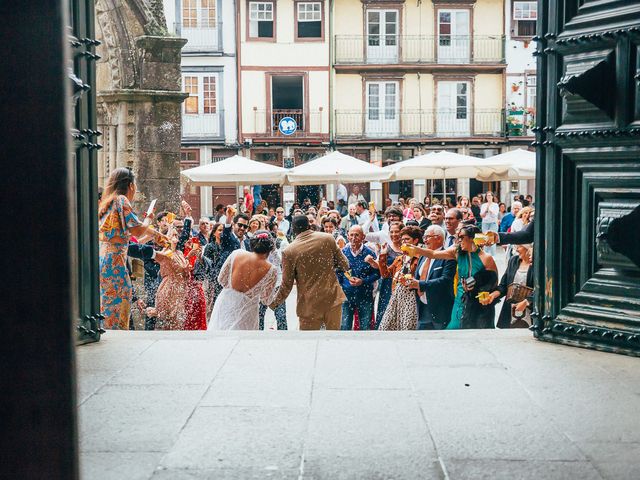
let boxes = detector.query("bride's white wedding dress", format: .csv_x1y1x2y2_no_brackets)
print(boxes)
208,250,279,330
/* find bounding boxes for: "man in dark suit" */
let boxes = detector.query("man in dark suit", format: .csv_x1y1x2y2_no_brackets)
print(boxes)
220,206,251,267
408,225,456,330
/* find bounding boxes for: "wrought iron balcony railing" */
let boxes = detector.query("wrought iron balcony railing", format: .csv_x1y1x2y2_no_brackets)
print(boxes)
182,110,224,139
334,35,505,65
334,109,505,139
174,21,223,52
249,109,325,138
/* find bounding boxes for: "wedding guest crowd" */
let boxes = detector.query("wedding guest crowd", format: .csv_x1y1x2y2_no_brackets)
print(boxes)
98,170,536,332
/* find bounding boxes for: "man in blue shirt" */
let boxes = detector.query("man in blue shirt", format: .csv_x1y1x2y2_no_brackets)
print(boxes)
337,225,380,330
500,201,522,233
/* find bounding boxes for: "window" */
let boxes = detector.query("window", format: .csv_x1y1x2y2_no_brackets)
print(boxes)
526,74,536,110
456,83,468,120
184,76,199,114
384,83,396,120
513,1,537,38
203,76,216,113
182,0,197,28
182,0,216,28
513,1,537,20
368,83,379,120
439,11,451,46
201,0,216,27
183,75,218,114
249,2,274,38
297,2,322,39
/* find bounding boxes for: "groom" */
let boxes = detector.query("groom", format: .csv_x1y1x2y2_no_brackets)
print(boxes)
269,215,350,330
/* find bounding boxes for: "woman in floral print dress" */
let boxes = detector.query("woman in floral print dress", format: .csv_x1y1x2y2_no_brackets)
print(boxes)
98,168,160,329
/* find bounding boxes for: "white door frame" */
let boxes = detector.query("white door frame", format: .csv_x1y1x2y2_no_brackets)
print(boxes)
436,80,470,136
437,9,470,64
365,80,400,137
366,9,399,63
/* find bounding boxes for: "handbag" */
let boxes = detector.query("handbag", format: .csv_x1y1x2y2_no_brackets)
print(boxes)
506,283,533,303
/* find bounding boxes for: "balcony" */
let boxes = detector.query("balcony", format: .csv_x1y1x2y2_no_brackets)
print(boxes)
334,109,505,140
334,35,505,66
248,109,326,141
175,22,222,53
182,111,224,142
506,109,536,137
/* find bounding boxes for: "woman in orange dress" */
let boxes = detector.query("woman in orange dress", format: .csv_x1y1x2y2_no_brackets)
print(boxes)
98,168,159,329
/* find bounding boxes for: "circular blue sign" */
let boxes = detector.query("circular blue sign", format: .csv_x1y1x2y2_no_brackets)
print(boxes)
278,116,297,136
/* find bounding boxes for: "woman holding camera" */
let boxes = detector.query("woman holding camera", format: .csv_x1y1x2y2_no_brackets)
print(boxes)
407,224,498,329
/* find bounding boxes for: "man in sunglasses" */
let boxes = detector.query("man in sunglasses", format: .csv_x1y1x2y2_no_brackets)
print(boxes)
220,206,252,267
428,204,446,229
275,207,290,235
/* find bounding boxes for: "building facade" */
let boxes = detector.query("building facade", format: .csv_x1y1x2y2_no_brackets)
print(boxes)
165,0,239,217
503,0,537,200
237,0,331,210
333,0,508,206
162,0,536,215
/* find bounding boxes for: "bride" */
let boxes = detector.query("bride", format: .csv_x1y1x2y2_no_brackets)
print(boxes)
208,230,279,330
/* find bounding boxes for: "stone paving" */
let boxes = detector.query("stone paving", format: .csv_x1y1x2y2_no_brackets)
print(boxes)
77,330,640,479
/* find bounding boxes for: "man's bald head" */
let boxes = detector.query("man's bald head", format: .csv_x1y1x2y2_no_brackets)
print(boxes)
347,225,365,250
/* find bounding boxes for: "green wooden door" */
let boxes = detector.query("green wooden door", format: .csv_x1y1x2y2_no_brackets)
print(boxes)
70,0,102,343
535,0,640,355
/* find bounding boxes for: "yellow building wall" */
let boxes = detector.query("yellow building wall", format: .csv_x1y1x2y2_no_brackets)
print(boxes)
402,1,436,37
474,0,505,36
474,74,504,110
474,73,504,135
402,74,436,111
333,1,364,36
334,74,361,111
334,0,502,37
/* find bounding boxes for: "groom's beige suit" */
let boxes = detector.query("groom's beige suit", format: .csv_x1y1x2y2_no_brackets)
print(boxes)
270,229,350,330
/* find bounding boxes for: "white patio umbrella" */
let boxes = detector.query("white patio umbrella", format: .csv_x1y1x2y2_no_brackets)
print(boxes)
385,150,502,202
286,151,392,185
180,155,289,186
474,149,536,181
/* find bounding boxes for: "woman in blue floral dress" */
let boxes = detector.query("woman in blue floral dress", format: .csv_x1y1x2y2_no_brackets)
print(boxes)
98,168,158,329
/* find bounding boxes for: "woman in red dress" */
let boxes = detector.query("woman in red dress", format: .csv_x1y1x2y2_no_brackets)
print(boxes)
183,236,209,330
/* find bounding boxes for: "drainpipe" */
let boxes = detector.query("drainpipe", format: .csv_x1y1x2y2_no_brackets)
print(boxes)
235,0,243,148
329,0,334,148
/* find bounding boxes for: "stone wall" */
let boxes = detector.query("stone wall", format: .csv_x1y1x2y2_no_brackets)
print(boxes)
95,0,186,212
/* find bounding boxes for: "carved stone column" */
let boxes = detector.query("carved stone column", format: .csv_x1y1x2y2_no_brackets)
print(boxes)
98,37,186,211
95,0,187,212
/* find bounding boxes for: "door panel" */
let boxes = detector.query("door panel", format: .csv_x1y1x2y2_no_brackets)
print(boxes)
536,0,640,355
437,81,470,136
366,81,399,137
366,10,398,63
437,9,470,63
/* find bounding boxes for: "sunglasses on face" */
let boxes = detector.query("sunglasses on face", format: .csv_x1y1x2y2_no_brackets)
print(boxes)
236,223,248,229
